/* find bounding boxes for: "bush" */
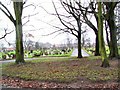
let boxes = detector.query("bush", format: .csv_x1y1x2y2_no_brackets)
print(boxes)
53,50,60,55
33,53,40,57
11,54,16,59
2,54,6,60
40,51,43,55
45,52,48,55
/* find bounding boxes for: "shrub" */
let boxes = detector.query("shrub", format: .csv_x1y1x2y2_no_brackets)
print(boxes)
2,54,6,60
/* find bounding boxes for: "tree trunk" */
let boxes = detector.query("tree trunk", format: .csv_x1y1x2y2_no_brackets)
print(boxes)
105,21,110,49
98,2,109,68
14,2,25,64
107,10,118,58
95,33,100,56
77,20,82,58
83,15,100,56
94,11,100,56
104,2,118,58
15,23,25,64
77,34,82,58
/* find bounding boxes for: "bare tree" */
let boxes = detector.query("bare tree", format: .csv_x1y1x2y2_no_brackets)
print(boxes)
75,1,100,56
0,0,37,63
69,0,119,58
52,0,86,58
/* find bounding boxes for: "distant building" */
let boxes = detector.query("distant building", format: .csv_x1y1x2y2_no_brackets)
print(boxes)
6,47,15,51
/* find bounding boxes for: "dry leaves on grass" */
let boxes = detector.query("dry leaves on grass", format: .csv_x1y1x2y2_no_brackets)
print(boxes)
1,76,120,89
1,57,119,89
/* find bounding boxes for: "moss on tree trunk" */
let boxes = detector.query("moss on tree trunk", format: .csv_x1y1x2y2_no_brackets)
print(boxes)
98,2,109,68
104,2,118,58
14,2,25,64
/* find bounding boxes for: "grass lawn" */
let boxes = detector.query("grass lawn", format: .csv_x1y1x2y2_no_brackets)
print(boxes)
0,52,2,59
118,46,120,55
47,53,72,57
2,56,118,84
84,46,120,57
48,49,73,57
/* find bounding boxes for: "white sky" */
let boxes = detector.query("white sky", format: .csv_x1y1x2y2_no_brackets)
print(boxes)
0,0,96,47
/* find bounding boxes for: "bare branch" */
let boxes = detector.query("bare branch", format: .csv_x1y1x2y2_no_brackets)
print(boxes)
37,19,72,36
62,1,79,20
23,19,30,26
23,28,43,34
22,13,39,26
0,2,16,25
4,37,11,46
0,28,14,39
52,1,78,37
23,3,36,10
51,31,66,39
42,29,64,36
22,13,39,19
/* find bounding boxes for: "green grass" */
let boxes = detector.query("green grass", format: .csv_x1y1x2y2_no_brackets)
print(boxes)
82,48,94,56
2,56,118,83
0,52,2,59
48,53,71,57
0,49,73,59
118,46,120,55
84,46,120,57
8,51,15,55
28,57,71,63
48,49,73,57
87,56,101,60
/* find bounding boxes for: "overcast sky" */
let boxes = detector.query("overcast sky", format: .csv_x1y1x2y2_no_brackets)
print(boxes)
0,0,96,47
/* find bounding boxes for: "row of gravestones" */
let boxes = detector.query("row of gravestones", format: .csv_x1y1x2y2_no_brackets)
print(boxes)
1,48,72,59
25,48,72,57
2,53,16,60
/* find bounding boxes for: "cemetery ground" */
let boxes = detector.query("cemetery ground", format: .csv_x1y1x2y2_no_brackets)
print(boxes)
1,56,119,89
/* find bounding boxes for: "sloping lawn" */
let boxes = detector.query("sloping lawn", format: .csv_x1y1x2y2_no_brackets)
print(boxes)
2,57,118,84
